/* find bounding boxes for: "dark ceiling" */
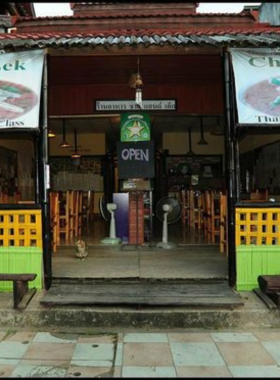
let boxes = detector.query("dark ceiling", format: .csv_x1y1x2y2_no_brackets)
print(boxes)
48,54,224,136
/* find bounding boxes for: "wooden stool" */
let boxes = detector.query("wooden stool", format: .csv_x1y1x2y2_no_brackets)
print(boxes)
210,190,221,244
220,192,227,254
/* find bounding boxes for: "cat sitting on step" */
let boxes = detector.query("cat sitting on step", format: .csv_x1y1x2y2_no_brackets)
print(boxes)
75,239,88,260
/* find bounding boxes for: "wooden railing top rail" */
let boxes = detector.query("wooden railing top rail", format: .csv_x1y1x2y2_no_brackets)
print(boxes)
236,202,280,208
0,204,41,210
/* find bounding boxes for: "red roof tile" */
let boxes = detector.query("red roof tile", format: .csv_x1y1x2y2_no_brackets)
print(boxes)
17,12,256,22
2,27,280,40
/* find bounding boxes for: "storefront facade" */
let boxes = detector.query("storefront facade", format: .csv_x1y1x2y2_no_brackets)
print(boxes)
0,2,280,295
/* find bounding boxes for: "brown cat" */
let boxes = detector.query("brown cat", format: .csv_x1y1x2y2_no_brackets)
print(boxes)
75,239,88,260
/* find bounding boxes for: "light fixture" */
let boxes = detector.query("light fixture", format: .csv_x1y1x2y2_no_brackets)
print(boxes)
186,127,195,156
71,128,81,159
197,116,208,145
59,119,70,148
128,56,143,109
210,115,224,136
48,129,55,138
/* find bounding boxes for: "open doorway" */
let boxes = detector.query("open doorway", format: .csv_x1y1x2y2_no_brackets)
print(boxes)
46,53,228,280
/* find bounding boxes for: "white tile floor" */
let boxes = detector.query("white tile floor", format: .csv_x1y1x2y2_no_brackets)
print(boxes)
1,330,280,377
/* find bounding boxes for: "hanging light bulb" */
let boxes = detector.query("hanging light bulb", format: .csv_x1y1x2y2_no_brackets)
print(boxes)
48,129,55,138
71,129,81,159
197,117,208,145
128,56,143,109
135,86,142,108
59,119,70,148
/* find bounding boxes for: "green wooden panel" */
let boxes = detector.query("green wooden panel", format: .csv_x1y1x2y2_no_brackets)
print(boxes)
236,245,280,291
0,247,43,291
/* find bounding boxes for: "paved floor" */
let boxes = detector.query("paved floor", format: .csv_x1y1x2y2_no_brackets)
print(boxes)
52,244,227,280
1,329,280,377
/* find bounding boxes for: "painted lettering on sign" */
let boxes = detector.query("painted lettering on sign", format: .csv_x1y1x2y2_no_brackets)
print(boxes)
249,57,280,68
95,100,176,112
0,59,26,71
117,141,155,179
121,148,149,161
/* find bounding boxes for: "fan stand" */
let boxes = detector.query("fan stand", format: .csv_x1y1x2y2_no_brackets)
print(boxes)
156,204,177,249
100,203,121,244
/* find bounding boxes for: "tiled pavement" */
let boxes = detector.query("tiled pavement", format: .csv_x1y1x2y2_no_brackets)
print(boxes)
1,330,280,377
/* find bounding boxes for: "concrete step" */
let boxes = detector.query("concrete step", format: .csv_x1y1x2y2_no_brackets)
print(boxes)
40,279,244,308
0,289,280,331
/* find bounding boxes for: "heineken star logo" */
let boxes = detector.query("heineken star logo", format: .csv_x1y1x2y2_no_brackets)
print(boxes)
127,121,144,137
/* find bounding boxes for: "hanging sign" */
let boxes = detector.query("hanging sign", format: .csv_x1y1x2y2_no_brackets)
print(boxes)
230,48,280,125
117,141,155,178
95,99,176,112
0,49,45,130
120,112,150,142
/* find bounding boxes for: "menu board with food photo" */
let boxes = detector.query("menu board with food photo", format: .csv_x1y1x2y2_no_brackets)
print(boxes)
230,48,280,125
0,50,45,130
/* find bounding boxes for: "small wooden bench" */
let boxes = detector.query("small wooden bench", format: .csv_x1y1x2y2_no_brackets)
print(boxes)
258,275,280,307
0,273,37,309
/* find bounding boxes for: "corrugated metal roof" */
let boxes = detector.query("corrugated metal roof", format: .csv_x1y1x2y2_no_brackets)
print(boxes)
1,28,280,50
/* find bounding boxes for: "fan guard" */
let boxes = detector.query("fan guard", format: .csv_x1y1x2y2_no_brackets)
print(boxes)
99,194,111,221
156,196,182,224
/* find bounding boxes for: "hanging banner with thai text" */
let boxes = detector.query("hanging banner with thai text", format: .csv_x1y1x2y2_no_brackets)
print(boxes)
230,48,280,125
0,49,45,130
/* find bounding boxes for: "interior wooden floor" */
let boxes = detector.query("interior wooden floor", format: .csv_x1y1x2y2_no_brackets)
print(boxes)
52,216,228,281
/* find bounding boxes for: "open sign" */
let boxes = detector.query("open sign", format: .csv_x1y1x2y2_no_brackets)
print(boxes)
117,141,155,179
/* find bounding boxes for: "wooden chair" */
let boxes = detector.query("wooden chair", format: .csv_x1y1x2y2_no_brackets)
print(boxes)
189,190,203,230
210,190,221,244
1,191,22,204
250,189,268,201
220,192,227,254
68,190,79,241
81,190,95,225
49,191,59,253
77,190,84,237
203,190,211,241
14,190,22,203
58,190,71,244
71,190,83,240
181,189,190,227
0,192,8,203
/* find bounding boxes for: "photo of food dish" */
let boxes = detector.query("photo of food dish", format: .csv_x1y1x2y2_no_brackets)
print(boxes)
0,80,38,120
241,76,280,116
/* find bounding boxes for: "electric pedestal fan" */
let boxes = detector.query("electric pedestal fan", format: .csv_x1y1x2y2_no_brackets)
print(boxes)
156,196,183,249
99,195,121,244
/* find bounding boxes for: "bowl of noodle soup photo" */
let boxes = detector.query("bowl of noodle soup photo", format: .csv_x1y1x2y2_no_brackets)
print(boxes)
0,80,38,120
241,76,280,116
